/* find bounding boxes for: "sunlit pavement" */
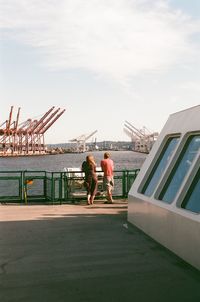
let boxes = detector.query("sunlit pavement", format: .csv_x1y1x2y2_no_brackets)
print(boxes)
0,200,200,302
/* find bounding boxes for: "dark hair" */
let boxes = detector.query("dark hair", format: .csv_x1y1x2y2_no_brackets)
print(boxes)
104,152,110,159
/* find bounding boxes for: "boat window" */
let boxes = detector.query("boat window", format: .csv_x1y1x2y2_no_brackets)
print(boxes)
181,168,200,213
158,135,200,204
141,136,180,196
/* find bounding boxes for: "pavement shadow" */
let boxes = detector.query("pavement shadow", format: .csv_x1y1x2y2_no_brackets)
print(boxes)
1,209,200,302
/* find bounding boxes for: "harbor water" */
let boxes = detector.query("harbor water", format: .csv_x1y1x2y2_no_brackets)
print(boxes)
0,151,147,172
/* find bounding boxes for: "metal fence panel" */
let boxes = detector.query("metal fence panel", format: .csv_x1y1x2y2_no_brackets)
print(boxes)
0,169,139,203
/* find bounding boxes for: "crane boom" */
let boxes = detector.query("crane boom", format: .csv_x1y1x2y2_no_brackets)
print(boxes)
40,109,66,134
124,123,141,139
123,128,137,140
125,120,145,137
6,106,14,132
36,108,61,133
85,130,97,141
14,107,21,131
31,106,55,132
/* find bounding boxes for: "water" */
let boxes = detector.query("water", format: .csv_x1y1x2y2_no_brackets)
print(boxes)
0,151,146,172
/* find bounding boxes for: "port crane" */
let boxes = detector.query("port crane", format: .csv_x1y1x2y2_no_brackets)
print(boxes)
69,130,98,152
0,106,65,156
124,121,158,153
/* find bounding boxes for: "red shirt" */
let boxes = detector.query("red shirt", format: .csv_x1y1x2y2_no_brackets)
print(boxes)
101,158,114,177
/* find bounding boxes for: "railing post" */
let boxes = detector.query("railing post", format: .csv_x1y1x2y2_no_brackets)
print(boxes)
126,170,129,198
51,172,54,204
20,171,23,202
59,172,63,204
44,171,47,201
127,170,131,195
122,170,127,198
22,170,28,204
126,170,129,197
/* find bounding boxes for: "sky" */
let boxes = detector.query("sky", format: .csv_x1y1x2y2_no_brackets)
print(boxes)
1,0,200,144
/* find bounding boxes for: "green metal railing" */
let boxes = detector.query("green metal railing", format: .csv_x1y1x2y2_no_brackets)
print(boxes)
0,169,140,204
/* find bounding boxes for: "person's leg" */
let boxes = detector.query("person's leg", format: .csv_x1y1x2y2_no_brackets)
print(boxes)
103,177,113,203
86,180,91,205
106,186,113,203
106,177,114,203
87,193,91,204
90,178,98,204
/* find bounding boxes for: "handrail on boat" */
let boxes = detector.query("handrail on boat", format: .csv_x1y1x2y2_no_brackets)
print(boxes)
0,169,140,204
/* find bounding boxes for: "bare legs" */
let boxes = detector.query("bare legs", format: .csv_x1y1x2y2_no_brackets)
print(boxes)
87,178,98,205
87,194,91,205
90,194,95,205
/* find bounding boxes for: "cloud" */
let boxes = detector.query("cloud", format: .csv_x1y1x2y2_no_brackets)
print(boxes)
1,0,200,82
180,81,200,92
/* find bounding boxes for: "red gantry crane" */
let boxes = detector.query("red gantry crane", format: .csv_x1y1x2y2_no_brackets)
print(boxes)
0,106,65,156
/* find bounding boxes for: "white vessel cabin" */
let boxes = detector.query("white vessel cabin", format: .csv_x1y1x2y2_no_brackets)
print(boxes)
128,105,200,270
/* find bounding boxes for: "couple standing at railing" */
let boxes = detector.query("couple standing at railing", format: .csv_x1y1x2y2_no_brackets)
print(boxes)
82,152,114,205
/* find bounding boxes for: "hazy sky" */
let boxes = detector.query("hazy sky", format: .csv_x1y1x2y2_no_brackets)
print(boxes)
1,0,200,143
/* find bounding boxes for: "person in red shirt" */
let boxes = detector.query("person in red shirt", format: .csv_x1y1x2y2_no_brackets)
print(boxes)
100,152,114,203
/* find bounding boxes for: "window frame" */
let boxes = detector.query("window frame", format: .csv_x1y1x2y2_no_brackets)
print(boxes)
138,134,180,197
179,154,200,213
157,132,200,204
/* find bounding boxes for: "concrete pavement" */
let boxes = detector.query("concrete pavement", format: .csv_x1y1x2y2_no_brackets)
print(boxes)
0,200,200,302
